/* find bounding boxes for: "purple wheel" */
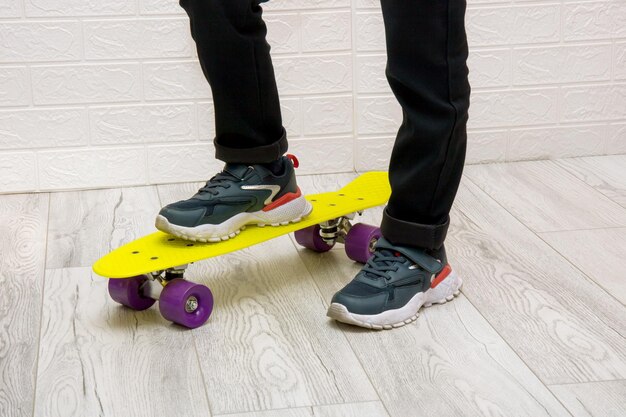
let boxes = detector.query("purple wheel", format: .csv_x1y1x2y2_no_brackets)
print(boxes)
158,279,213,329
294,225,335,252
108,275,156,311
345,223,382,263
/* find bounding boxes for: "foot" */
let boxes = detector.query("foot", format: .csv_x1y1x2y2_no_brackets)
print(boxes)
156,155,312,242
327,237,462,329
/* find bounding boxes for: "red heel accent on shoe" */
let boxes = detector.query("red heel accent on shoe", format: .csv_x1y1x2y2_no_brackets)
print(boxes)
430,264,452,289
263,187,302,212
286,154,299,168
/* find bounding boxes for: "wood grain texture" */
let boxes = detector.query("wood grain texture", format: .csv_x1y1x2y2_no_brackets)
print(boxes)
158,181,379,415
185,236,379,414
216,401,389,417
465,160,626,232
549,380,626,417
46,186,160,269
447,180,626,384
295,175,570,417
556,155,626,209
0,193,49,417
539,228,626,305
33,268,211,417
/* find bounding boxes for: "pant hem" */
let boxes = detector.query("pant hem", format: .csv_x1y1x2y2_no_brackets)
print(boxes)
380,207,449,250
214,128,288,163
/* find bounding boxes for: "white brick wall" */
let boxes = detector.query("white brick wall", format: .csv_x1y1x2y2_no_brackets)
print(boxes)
1,0,625,192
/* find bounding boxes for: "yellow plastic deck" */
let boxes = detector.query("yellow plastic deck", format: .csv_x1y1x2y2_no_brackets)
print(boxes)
93,171,390,278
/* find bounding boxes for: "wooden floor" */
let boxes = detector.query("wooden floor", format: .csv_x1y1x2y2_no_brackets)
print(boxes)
1,155,625,417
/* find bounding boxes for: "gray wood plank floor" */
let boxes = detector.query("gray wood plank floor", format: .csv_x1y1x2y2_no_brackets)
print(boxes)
46,186,160,269
464,160,626,232
33,268,211,417
1,156,625,417
448,180,626,385
556,155,626,209
539,228,626,306
0,194,49,417
549,380,626,417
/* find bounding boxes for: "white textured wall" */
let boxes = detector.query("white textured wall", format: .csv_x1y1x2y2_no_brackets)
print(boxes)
0,0,625,193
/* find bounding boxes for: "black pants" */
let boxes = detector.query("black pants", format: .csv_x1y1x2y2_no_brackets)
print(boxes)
180,0,470,250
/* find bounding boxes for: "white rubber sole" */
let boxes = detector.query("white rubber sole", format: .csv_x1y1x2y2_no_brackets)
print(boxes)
156,195,313,243
327,270,463,330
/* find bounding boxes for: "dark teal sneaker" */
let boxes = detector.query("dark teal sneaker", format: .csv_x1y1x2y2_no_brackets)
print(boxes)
327,238,462,329
155,155,312,242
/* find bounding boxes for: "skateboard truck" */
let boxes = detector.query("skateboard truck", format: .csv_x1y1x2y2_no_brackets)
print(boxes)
319,213,357,245
141,264,189,300
295,210,381,264
165,264,187,280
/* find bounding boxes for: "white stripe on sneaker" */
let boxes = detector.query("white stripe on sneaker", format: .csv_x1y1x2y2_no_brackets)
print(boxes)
241,184,281,205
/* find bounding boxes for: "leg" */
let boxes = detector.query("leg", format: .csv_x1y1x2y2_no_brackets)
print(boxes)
157,0,311,241
327,0,469,329
379,0,471,250
179,0,286,163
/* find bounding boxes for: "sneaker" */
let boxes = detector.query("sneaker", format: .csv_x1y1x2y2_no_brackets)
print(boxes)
327,237,462,329
155,155,312,242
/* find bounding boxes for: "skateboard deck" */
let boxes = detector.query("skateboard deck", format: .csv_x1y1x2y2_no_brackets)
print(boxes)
93,171,390,279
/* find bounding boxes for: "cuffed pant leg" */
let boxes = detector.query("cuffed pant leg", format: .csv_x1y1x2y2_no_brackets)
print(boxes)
214,127,288,163
179,0,286,163
379,0,471,250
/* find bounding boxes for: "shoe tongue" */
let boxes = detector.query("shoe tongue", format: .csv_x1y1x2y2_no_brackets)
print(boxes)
223,163,251,179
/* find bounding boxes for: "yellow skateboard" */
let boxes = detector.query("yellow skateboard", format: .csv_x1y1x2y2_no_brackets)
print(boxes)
93,171,391,328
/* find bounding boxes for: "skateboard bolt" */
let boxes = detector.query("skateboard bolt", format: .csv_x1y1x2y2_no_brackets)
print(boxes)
185,296,199,313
